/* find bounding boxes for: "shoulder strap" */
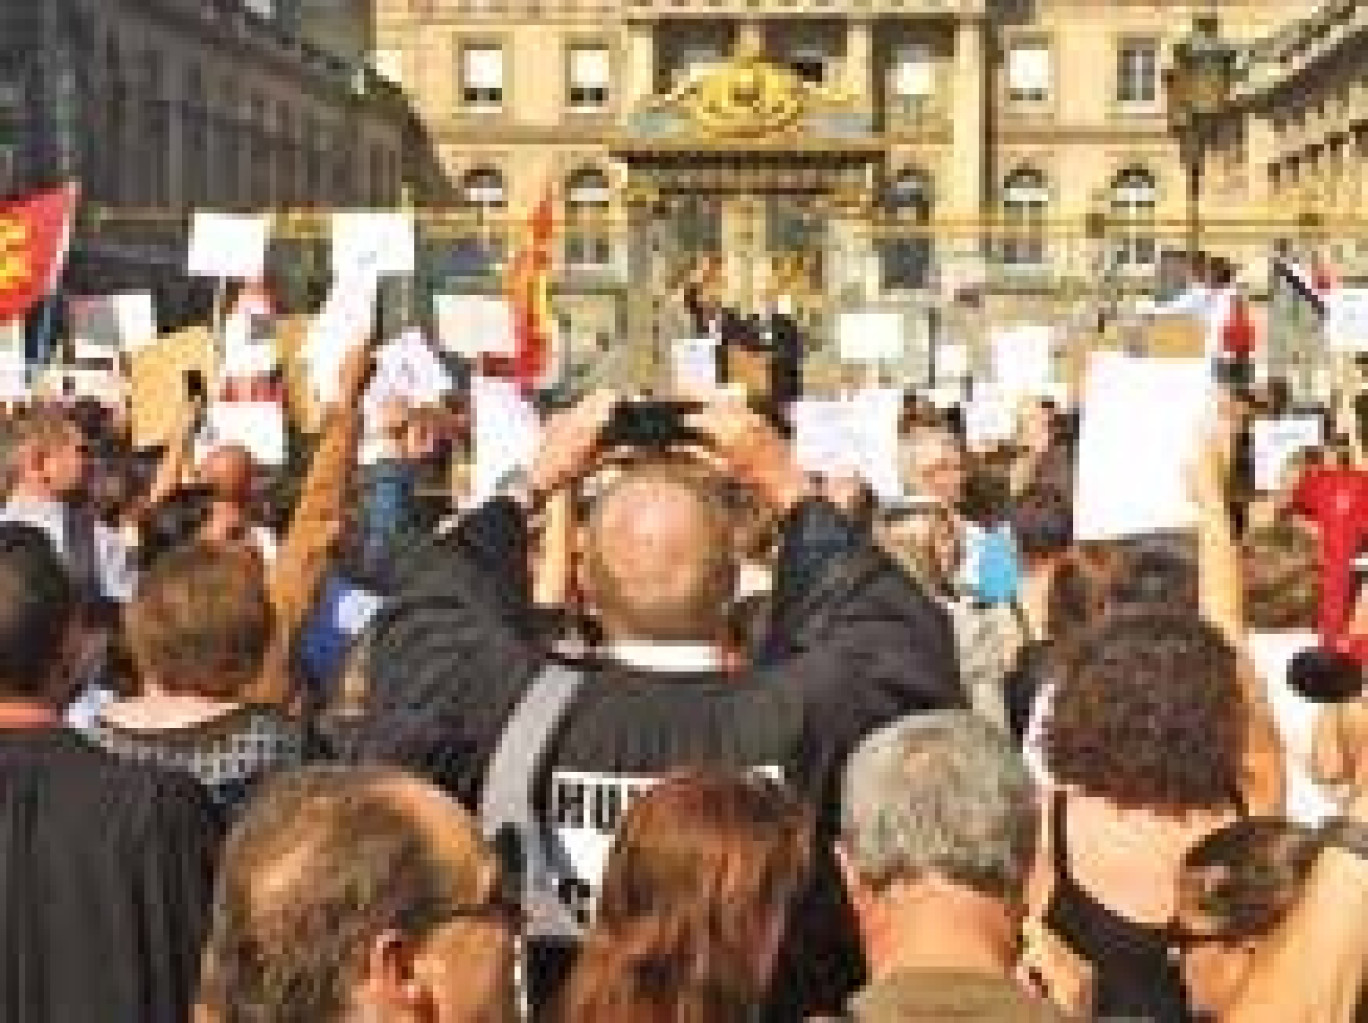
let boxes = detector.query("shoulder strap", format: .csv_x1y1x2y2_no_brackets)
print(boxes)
480,661,586,941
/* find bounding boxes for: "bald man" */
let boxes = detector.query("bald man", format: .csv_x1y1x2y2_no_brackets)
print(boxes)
346,395,962,1016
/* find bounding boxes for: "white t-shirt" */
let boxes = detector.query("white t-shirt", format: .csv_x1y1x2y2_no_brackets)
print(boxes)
1248,630,1341,825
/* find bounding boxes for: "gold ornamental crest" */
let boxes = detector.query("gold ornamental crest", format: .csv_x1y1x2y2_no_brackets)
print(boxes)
648,39,856,140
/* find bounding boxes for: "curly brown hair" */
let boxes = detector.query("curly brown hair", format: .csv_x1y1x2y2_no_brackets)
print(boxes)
1044,611,1248,812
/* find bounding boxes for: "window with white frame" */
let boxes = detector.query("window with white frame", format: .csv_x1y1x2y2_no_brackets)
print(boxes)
461,45,504,109
1002,167,1049,265
1007,41,1051,103
568,45,610,111
1117,40,1158,104
890,43,935,105
566,166,612,268
1111,167,1158,268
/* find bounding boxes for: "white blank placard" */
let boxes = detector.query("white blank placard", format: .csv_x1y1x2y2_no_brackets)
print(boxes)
1073,353,1212,541
839,311,903,362
203,402,287,466
1325,289,1368,352
1253,417,1322,492
331,211,416,281
435,294,515,357
186,212,270,281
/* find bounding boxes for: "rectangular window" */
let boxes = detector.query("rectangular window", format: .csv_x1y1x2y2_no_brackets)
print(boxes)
891,44,934,99
1007,42,1051,103
461,45,504,109
1117,40,1157,104
568,45,610,111
788,45,829,85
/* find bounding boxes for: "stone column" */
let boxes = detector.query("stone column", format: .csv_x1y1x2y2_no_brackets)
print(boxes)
843,19,873,110
737,21,764,56
946,16,987,292
624,22,656,109
625,192,663,388
1244,112,1275,290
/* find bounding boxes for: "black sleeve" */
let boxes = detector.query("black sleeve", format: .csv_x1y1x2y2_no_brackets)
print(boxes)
759,499,964,801
343,498,544,806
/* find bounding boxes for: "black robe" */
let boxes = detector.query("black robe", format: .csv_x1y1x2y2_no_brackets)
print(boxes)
0,728,222,1023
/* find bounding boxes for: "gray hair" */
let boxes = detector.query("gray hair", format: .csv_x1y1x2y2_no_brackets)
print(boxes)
840,711,1037,904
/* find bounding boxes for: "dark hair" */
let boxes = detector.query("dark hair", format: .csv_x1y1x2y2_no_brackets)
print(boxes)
960,465,1012,528
557,770,812,1023
1107,538,1199,613
1011,487,1073,560
1180,817,1324,939
0,524,74,697
137,486,216,569
201,765,496,1023
124,542,273,700
1045,611,1248,812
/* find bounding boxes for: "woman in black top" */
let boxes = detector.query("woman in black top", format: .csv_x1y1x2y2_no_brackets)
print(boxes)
1033,612,1252,1022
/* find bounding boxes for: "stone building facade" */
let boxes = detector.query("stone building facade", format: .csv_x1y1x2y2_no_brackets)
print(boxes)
0,0,410,326
372,0,1313,384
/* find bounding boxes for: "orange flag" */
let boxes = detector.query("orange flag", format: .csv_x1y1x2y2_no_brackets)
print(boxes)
495,188,556,390
0,183,79,325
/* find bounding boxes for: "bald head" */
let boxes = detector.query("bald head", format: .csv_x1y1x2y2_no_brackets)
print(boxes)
583,465,737,643
201,445,256,506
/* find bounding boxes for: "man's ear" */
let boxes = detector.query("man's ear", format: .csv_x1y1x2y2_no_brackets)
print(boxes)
356,929,428,1017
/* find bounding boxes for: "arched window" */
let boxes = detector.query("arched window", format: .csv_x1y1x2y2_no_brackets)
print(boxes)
1002,167,1049,266
1111,167,1158,269
882,169,934,290
566,167,612,269
463,166,506,208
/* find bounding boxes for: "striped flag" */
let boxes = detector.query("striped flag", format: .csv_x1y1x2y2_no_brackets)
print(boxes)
490,188,556,391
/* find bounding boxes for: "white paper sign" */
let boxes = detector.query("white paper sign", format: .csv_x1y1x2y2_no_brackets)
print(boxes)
68,297,121,362
332,211,415,281
222,307,278,377
112,292,157,352
1073,353,1213,541
0,320,23,370
305,279,379,405
202,401,287,466
435,294,515,357
963,385,1017,447
992,324,1055,398
839,311,904,363
671,337,718,396
363,330,453,429
0,367,29,402
187,212,270,281
473,376,541,503
792,389,902,501
1326,290,1368,352
1253,417,1322,492
938,343,971,381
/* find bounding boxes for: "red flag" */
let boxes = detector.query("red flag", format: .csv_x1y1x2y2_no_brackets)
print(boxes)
488,188,557,390
0,183,78,325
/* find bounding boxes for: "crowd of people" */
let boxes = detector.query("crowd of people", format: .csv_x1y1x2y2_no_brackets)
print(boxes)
7,320,1368,1023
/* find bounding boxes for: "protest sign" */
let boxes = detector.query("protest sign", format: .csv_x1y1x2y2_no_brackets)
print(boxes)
331,211,415,281
671,337,719,397
838,311,903,363
991,324,1054,399
130,327,218,448
1326,289,1368,352
304,279,378,406
472,376,541,504
362,330,453,431
792,389,902,501
186,212,270,281
434,294,515,357
0,319,23,369
937,343,971,381
1253,417,1323,492
1074,352,1212,541
112,292,157,352
963,385,1017,448
222,299,278,377
201,401,288,466
68,296,122,362
0,366,28,402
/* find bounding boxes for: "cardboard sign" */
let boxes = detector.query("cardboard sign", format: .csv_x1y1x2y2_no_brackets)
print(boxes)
1326,289,1368,352
186,212,270,281
838,311,903,363
1253,417,1323,492
129,327,218,449
435,294,515,357
1074,352,1212,541
331,211,415,281
202,401,288,466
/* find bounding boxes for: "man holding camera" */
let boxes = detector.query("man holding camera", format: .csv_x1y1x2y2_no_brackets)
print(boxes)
345,391,962,1015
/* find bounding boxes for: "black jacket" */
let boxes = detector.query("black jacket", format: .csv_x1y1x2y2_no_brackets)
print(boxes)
345,495,962,1015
